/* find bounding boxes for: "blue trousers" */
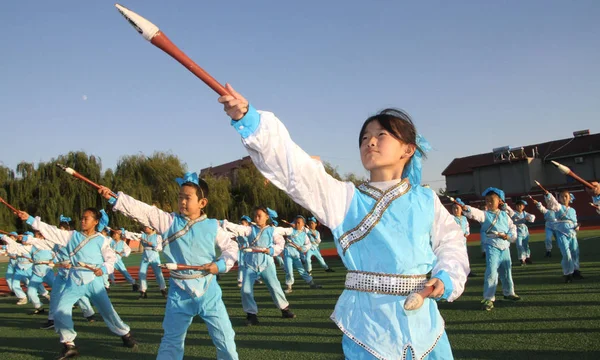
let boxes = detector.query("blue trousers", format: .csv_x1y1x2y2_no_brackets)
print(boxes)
109,259,135,284
516,235,531,261
139,259,166,292
284,253,312,286
342,331,453,359
54,276,130,344
157,280,238,360
556,233,580,275
483,245,515,301
237,250,244,282
544,227,555,251
12,267,34,299
241,263,289,314
28,265,55,308
304,248,329,273
49,275,95,321
5,263,14,292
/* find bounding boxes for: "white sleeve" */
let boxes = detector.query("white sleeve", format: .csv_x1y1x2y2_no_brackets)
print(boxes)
314,230,322,245
463,206,485,223
273,227,294,237
25,237,55,251
302,236,311,252
123,230,142,240
30,217,73,247
506,217,517,242
536,202,548,214
238,110,355,229
122,242,132,257
112,192,174,234
545,194,562,212
525,212,535,223
3,237,21,255
222,220,252,237
272,233,285,256
101,236,116,275
464,219,470,237
503,204,515,217
430,195,470,302
156,234,163,252
214,228,239,272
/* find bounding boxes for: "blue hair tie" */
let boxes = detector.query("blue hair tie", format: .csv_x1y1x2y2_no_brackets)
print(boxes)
570,193,575,203
98,209,110,232
403,134,431,185
59,215,72,223
175,172,200,187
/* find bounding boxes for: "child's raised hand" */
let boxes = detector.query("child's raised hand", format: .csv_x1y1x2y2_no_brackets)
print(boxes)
17,210,29,221
586,181,600,197
218,84,249,120
98,186,113,200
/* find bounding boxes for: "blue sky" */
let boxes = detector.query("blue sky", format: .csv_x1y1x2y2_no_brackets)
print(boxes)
1,1,598,190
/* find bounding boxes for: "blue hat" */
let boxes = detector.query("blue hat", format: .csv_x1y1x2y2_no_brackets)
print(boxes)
454,198,465,207
517,199,528,206
240,215,252,223
59,215,71,223
98,209,110,232
570,193,575,203
482,187,505,202
307,216,317,224
24,231,34,236
9,231,18,236
292,215,306,224
266,207,278,226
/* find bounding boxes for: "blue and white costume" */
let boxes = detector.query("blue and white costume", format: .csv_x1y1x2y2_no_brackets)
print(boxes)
1,235,42,303
138,230,166,294
111,181,239,360
505,202,535,262
109,232,136,285
544,193,580,276
230,107,469,359
21,234,55,311
535,201,556,252
592,194,600,215
304,225,331,274
236,216,251,285
223,220,292,316
26,216,130,345
3,232,18,294
281,226,314,289
464,189,518,302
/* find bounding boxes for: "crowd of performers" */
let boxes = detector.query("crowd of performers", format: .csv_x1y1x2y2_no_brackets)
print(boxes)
1,88,600,359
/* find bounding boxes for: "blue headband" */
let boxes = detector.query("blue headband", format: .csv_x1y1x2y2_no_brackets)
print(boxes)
570,193,575,203
455,198,465,207
517,200,528,206
402,134,431,185
176,172,199,187
240,215,252,223
266,207,279,226
482,187,505,202
98,209,110,232
59,215,71,223
307,216,317,224
293,215,306,224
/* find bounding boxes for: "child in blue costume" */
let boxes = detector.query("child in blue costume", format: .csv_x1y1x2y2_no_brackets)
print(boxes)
587,181,600,214
451,199,475,277
223,206,297,326
39,216,96,330
531,198,557,257
304,216,335,275
137,225,167,299
109,228,139,291
281,215,322,294
504,200,536,265
544,191,582,282
463,188,520,311
21,231,55,315
100,172,239,360
219,86,469,359
1,233,39,305
18,208,137,360
236,215,251,287
3,232,17,296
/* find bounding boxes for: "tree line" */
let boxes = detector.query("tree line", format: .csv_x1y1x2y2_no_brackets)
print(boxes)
0,151,365,234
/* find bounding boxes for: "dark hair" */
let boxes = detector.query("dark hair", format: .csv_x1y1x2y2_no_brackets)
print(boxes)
253,206,273,225
181,178,210,200
59,222,71,230
82,207,102,231
359,108,426,164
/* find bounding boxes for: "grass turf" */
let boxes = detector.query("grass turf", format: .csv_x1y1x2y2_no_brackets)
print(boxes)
1,231,600,359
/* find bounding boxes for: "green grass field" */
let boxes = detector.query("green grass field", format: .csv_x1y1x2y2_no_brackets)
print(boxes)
1,231,600,359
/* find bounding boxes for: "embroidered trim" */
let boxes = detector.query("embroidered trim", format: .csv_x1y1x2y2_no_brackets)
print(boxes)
339,179,411,254
170,270,207,279
69,232,101,258
357,182,384,200
334,314,446,360
163,215,207,247
345,270,427,296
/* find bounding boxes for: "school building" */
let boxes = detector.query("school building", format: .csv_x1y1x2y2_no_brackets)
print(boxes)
442,129,600,225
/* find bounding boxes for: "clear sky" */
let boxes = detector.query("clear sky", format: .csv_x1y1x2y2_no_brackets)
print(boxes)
1,1,598,190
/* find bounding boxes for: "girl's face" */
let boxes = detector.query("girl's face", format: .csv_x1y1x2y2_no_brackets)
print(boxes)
254,209,269,227
516,203,525,212
241,220,250,226
360,120,414,173
559,192,571,206
485,194,501,210
294,218,305,231
308,221,317,230
80,210,99,232
452,204,462,216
